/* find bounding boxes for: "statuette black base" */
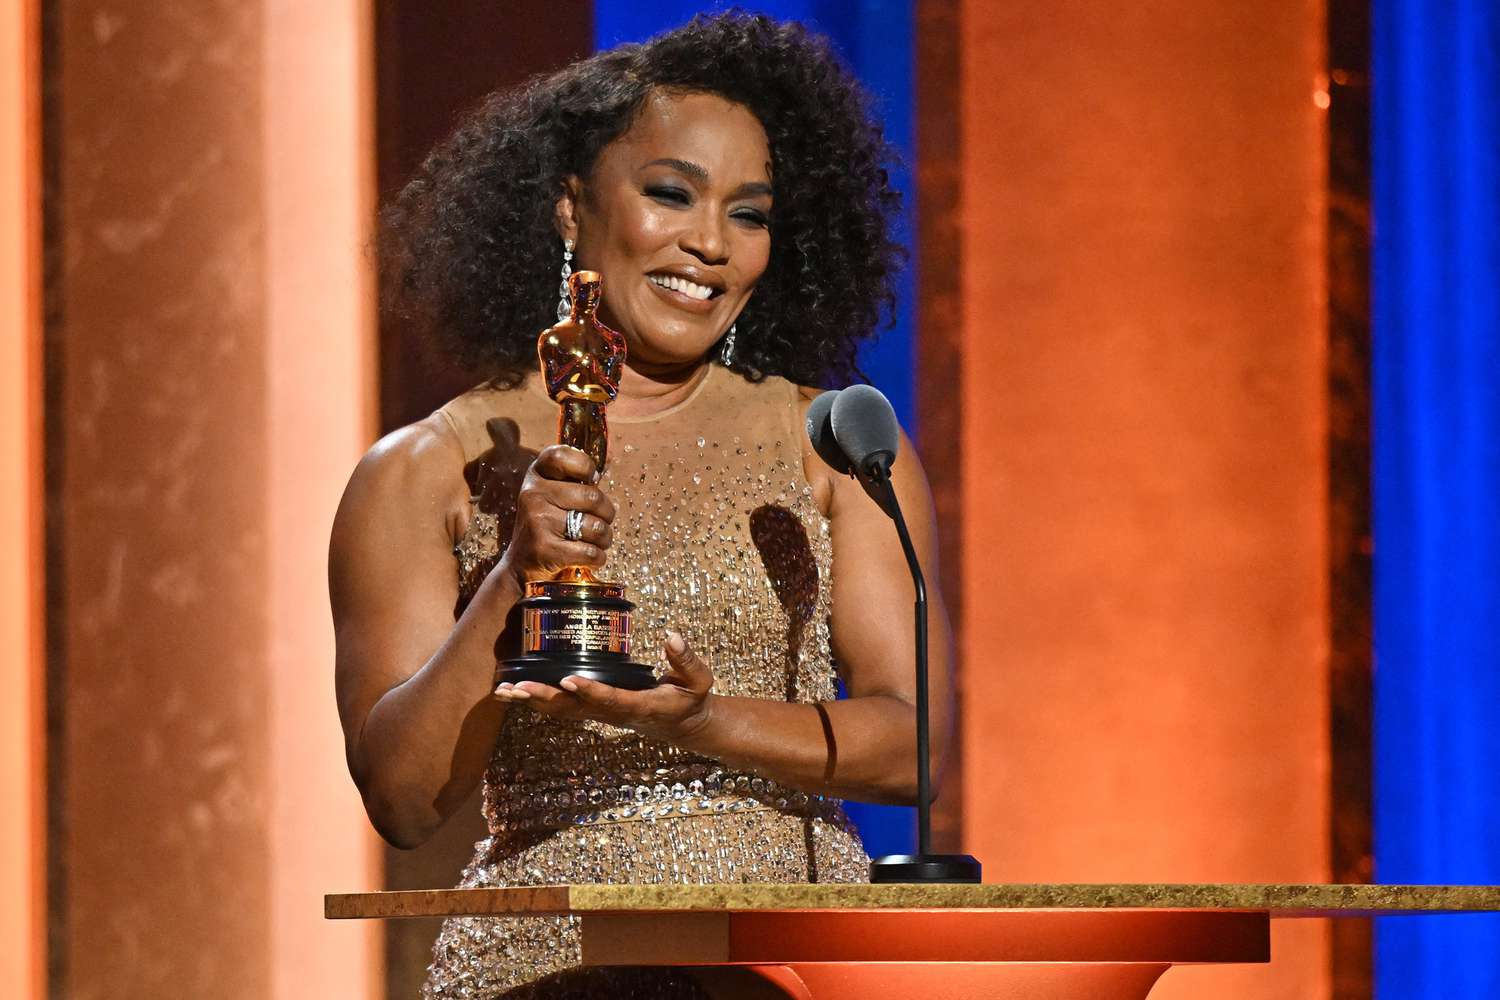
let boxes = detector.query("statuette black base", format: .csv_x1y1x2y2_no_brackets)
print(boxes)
500,579,655,691
869,853,983,884
498,650,657,691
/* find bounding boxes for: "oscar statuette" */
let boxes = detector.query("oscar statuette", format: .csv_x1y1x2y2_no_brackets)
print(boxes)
497,270,657,690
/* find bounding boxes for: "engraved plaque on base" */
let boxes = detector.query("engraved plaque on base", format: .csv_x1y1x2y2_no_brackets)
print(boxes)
498,576,655,690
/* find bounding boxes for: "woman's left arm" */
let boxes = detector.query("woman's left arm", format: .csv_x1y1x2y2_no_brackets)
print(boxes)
497,425,951,807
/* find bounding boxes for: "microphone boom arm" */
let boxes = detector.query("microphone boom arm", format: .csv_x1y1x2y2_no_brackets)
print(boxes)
866,461,933,856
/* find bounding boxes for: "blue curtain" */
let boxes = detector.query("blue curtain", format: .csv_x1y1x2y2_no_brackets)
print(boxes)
1372,1,1500,995
593,2,918,858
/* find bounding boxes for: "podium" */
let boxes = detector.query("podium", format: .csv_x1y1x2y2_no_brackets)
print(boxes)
326,882,1500,999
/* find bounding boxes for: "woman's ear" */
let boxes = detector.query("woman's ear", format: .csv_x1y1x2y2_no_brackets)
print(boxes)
553,175,582,243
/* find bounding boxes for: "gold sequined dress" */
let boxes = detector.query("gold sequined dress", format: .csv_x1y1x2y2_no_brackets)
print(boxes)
422,364,870,999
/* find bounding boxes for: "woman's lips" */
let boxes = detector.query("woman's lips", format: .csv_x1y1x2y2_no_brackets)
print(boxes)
645,275,718,314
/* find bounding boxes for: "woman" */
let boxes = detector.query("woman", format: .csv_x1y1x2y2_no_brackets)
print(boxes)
331,13,956,998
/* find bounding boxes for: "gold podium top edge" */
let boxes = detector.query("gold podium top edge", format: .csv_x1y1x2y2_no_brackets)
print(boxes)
324,882,1500,920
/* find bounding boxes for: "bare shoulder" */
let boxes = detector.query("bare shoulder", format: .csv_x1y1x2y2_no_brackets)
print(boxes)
350,414,466,505
793,384,840,515
332,413,471,557
363,413,463,479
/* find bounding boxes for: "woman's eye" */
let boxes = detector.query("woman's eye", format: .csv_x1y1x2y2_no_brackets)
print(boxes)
732,209,770,229
646,187,690,205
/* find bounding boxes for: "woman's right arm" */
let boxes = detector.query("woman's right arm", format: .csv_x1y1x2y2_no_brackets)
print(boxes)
330,417,513,849
330,419,615,849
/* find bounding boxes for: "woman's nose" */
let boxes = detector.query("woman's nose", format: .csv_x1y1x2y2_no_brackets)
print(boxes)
680,213,729,265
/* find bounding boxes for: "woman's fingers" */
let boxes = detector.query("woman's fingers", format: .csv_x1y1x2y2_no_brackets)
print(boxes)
496,656,714,744
533,443,598,483
518,477,614,525
558,674,626,712
496,447,621,587
554,540,607,568
496,680,634,725
496,680,571,708
552,509,613,548
663,631,714,695
536,479,617,522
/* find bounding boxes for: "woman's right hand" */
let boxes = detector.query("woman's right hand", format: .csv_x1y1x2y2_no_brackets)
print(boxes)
495,444,617,591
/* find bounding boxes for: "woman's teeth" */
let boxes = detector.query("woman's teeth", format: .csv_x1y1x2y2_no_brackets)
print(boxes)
649,274,714,301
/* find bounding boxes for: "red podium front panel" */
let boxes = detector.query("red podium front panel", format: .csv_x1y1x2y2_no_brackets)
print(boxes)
324,882,1500,999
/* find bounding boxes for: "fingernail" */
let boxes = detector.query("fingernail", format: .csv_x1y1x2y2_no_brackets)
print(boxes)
560,677,579,692
666,631,686,653
510,686,532,699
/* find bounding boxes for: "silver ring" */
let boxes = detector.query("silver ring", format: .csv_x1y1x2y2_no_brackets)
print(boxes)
564,509,585,542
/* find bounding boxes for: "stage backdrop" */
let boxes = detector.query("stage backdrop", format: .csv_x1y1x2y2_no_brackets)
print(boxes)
1372,0,1500,995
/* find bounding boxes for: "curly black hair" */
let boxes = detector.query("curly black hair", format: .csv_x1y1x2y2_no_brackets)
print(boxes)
379,11,903,389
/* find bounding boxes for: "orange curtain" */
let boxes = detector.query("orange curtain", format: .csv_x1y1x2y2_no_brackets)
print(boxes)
952,2,1332,997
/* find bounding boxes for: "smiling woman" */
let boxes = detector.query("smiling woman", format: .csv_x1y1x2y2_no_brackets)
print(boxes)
333,13,944,999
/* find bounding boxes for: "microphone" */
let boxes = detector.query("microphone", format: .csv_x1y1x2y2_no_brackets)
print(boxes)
830,384,901,518
810,384,982,884
804,389,852,475
830,384,900,477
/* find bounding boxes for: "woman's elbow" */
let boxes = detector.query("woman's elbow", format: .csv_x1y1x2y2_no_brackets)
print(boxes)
373,815,435,852
359,776,441,850
878,730,949,806
881,773,945,808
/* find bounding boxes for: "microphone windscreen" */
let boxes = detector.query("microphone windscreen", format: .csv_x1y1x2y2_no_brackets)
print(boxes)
830,384,901,472
804,389,851,474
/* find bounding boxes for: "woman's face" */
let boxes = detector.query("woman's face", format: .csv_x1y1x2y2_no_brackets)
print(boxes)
558,90,773,370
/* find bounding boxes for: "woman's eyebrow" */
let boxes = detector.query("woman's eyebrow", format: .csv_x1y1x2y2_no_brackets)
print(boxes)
642,158,773,198
643,157,710,182
731,180,774,199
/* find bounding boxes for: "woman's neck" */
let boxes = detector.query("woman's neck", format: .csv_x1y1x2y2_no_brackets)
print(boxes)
608,358,711,419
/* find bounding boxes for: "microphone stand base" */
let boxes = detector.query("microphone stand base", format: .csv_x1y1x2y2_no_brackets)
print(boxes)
869,853,983,884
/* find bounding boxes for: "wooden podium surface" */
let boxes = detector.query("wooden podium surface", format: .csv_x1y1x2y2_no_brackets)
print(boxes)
326,884,1500,999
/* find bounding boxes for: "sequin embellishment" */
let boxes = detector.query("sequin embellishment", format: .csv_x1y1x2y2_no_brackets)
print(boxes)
423,371,869,999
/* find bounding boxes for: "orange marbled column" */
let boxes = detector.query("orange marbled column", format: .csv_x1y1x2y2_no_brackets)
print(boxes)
47,1,378,997
953,3,1330,999
264,1,381,998
1,0,44,996
50,2,274,992
48,2,277,993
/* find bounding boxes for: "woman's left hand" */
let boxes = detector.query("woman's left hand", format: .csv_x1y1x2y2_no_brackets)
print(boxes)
494,631,716,744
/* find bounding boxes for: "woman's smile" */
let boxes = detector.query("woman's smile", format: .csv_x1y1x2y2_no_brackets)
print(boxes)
644,266,725,314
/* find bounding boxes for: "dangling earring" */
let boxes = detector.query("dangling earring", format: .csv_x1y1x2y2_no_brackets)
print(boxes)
557,238,575,320
721,323,737,365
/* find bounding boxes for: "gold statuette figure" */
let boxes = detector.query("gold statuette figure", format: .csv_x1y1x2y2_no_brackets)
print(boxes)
498,270,656,690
